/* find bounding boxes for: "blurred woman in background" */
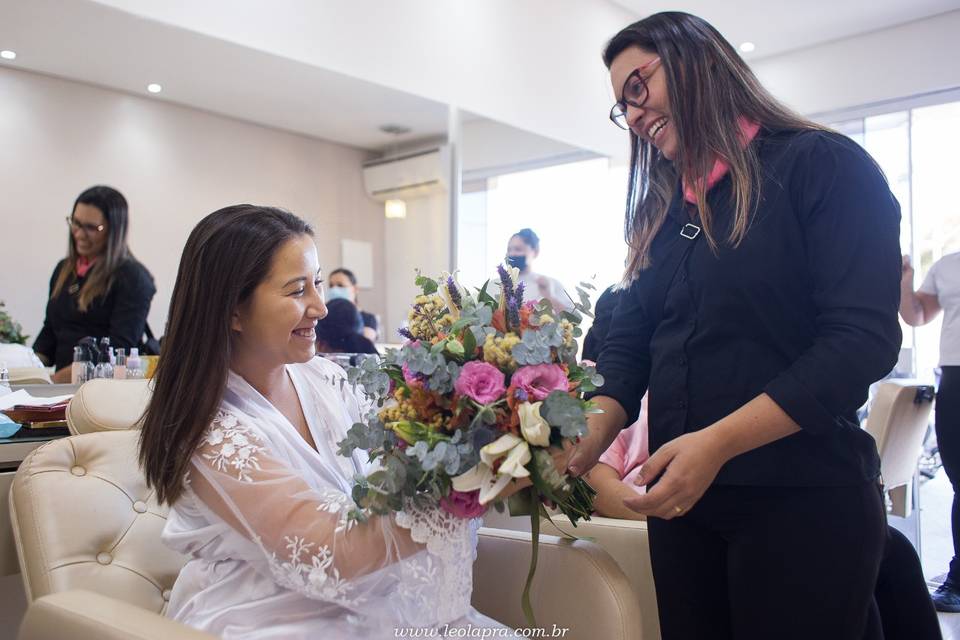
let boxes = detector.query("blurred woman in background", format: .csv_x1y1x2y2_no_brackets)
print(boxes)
33,185,155,382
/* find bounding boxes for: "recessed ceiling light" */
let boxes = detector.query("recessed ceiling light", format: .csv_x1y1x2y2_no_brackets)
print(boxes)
739,42,756,53
147,83,162,94
0,50,16,60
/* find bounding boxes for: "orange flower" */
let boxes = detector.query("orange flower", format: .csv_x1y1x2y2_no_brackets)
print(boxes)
491,309,507,333
519,305,533,331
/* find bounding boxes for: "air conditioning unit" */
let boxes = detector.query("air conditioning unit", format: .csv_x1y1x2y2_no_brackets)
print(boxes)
362,146,449,202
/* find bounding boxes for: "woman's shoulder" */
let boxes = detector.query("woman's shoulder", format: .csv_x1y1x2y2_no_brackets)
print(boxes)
113,258,157,292
765,127,873,169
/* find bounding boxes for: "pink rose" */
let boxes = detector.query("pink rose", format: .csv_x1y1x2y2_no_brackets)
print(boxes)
510,364,569,401
440,489,487,519
455,361,506,405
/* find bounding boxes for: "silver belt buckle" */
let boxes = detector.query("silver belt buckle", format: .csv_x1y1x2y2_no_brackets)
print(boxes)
680,223,701,240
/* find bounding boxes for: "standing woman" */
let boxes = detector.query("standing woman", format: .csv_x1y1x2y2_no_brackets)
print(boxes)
33,186,156,382
566,13,903,639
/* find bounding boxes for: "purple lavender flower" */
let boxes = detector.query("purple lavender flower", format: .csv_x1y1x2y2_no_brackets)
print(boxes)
398,327,415,340
507,297,521,332
497,264,515,301
446,276,462,310
515,280,525,308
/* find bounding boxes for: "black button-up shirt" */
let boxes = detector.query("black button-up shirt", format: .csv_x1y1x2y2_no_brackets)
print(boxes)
591,129,902,487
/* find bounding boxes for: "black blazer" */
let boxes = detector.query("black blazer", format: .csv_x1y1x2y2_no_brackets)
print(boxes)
589,129,903,487
33,258,156,370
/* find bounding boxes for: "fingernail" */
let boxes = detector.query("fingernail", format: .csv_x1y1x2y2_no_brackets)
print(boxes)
634,473,644,485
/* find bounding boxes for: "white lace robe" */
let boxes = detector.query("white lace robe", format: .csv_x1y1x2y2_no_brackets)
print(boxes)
162,357,506,638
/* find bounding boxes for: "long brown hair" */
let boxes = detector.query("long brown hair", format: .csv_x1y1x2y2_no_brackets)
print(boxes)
603,12,826,281
52,185,133,311
139,205,313,505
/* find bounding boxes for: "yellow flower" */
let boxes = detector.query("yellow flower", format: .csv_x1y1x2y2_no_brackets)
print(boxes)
483,333,520,372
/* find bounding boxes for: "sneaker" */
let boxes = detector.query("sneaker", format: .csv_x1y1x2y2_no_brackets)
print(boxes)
932,580,960,613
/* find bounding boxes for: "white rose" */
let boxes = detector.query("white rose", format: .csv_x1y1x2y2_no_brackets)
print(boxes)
518,402,551,447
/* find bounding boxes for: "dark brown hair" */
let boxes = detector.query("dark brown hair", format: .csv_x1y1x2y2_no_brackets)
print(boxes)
603,12,826,281
52,186,133,311
139,205,313,504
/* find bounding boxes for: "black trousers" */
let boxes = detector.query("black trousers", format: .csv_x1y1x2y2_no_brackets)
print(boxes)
937,366,960,582
647,482,886,640
875,526,941,640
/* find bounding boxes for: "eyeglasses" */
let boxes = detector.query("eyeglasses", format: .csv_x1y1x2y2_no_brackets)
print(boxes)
66,216,105,235
609,57,661,130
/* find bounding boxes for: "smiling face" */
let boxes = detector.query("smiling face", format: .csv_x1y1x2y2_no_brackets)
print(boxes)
609,46,678,160
230,234,327,369
71,202,109,257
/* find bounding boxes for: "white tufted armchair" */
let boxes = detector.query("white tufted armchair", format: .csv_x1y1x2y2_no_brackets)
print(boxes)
10,427,646,639
9,429,211,638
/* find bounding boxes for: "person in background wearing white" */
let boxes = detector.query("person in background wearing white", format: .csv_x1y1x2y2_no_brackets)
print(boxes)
901,250,960,612
505,228,572,311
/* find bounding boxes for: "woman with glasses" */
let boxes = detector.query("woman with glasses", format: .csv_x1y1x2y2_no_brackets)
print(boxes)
565,13,910,639
33,185,156,382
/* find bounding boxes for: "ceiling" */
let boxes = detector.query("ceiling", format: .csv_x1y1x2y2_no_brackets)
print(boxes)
2,0,959,155
609,0,960,59
0,0,472,151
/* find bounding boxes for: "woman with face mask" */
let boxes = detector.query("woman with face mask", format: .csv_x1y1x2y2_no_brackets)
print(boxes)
327,268,378,342
505,228,573,311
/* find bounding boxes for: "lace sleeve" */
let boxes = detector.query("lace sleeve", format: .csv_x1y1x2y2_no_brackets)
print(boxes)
187,411,428,610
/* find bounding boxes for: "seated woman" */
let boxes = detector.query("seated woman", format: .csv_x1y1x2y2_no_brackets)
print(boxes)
315,298,379,355
138,205,555,639
33,186,155,382
328,268,379,342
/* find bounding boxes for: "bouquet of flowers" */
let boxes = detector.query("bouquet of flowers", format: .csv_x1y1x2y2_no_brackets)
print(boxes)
337,265,603,624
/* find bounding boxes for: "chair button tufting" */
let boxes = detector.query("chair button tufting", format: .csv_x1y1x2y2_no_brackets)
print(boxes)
133,500,147,513
162,589,171,602
70,466,86,476
96,552,112,565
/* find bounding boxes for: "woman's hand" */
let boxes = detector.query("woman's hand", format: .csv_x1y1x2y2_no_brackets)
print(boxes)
51,367,72,384
566,396,626,477
622,429,729,519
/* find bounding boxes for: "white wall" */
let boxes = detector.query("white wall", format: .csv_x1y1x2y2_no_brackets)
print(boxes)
753,10,960,117
0,66,386,344
382,195,450,338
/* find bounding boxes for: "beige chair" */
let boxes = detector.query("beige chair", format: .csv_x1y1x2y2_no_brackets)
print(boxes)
65,378,152,435
11,431,644,639
7,368,52,385
541,514,659,640
864,379,936,519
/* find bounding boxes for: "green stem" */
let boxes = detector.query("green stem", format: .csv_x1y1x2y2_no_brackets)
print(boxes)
521,486,540,630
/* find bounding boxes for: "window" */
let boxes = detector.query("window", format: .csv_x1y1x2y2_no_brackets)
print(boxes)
457,157,628,306
830,99,960,378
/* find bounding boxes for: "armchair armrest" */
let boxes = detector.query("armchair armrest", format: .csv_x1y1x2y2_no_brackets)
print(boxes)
474,527,644,639
18,590,216,640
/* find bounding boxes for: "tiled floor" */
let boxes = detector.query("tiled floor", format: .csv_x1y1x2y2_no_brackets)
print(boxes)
919,469,960,638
